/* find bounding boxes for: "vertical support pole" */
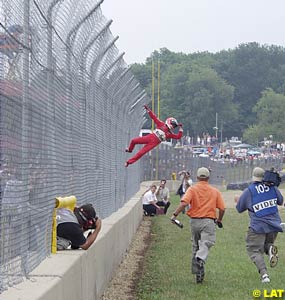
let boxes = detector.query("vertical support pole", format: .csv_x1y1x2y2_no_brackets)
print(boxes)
151,60,155,131
155,61,160,180
157,61,160,119
51,208,57,254
215,112,218,139
21,0,30,275
22,0,30,180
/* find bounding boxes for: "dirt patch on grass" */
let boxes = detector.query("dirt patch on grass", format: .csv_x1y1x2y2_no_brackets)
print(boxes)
101,216,152,300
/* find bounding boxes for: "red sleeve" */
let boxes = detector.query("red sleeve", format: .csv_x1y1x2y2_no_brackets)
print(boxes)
167,131,183,140
147,109,164,127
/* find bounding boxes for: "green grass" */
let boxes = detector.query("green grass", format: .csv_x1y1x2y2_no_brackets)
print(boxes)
137,194,285,300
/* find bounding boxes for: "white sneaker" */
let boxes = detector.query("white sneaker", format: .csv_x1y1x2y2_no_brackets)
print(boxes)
269,245,278,268
261,274,270,283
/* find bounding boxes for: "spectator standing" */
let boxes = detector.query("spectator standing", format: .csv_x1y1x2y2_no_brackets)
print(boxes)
156,179,171,214
235,167,283,283
171,167,225,283
177,170,193,213
177,170,193,199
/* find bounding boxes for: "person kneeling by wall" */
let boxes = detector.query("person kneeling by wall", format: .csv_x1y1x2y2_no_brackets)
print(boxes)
142,184,162,216
57,203,101,250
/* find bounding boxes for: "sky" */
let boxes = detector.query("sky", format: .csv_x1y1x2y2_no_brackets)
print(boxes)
101,0,285,64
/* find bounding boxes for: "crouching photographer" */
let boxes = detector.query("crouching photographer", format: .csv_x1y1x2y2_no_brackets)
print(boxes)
57,203,101,250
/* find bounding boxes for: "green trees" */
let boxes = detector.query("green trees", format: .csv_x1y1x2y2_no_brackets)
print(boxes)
243,89,285,144
214,43,285,130
162,65,237,137
130,44,285,142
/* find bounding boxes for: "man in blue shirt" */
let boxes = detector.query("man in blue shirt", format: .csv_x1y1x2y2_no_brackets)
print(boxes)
236,167,283,283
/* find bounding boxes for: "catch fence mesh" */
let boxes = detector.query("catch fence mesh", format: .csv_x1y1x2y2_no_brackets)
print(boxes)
0,0,146,291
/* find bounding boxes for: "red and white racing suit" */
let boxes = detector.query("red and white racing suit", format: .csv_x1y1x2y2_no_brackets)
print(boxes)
126,108,183,165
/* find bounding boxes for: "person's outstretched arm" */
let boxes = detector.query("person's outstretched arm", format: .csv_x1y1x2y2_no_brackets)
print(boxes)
168,124,183,139
144,105,164,127
80,218,102,250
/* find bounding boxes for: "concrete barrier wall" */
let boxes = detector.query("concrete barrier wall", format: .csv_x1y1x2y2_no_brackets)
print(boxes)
0,181,180,300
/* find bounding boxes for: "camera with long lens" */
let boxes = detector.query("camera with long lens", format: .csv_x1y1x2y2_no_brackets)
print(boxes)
77,204,98,231
83,216,98,231
263,168,281,187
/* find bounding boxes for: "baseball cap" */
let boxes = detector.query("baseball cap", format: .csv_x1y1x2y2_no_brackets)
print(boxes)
252,167,264,182
80,203,96,220
197,167,210,178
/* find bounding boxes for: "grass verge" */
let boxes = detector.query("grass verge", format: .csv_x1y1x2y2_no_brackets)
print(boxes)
137,194,285,300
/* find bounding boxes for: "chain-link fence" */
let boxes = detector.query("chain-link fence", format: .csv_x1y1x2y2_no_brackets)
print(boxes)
141,144,283,186
0,0,147,292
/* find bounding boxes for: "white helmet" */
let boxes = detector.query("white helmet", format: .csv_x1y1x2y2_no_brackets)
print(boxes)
165,117,178,130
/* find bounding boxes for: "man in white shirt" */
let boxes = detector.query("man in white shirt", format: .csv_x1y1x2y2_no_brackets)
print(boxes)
142,184,160,216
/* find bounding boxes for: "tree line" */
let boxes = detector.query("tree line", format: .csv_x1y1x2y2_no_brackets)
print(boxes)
131,43,285,144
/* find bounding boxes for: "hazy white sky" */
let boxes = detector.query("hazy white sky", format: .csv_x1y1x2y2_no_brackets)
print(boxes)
101,0,285,64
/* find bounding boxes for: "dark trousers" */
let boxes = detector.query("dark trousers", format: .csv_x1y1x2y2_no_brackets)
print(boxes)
143,204,157,215
156,201,170,214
